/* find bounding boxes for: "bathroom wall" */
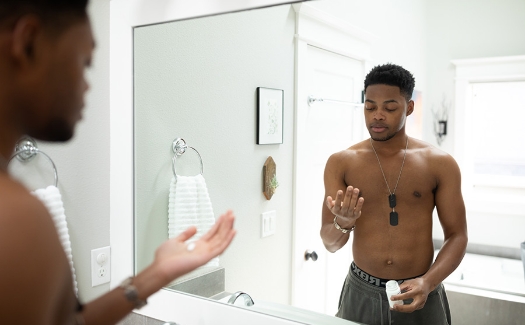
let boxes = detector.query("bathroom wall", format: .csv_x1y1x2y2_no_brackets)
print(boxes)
308,0,428,91
426,0,525,251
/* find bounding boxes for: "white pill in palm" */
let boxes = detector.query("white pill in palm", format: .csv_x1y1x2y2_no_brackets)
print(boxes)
186,242,196,251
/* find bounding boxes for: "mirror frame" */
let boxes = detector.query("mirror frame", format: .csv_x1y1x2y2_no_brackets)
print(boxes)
109,0,306,323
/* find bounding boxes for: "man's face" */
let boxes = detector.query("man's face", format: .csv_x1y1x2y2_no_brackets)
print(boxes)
22,17,95,141
364,84,413,141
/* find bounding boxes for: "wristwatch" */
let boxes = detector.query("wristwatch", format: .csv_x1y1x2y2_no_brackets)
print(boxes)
333,216,355,234
119,277,148,309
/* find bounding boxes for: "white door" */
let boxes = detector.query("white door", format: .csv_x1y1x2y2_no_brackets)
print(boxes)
293,45,366,315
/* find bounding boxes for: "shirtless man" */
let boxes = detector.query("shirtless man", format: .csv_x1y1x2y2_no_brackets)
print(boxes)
0,1,235,324
321,63,467,325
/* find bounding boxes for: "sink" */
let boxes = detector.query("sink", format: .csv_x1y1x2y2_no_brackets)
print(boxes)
166,266,225,298
210,292,362,325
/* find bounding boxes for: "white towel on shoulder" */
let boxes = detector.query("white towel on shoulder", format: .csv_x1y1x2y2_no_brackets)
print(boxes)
32,185,78,296
168,174,218,267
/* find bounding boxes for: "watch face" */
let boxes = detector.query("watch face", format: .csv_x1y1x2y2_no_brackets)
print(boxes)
124,286,138,300
120,277,147,309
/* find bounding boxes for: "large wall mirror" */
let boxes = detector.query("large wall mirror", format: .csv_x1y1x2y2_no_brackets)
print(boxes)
132,0,525,323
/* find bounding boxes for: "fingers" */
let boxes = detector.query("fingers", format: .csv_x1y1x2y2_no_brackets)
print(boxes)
212,228,236,256
333,190,344,213
199,212,225,241
176,226,197,242
325,196,335,210
354,196,364,217
391,282,427,312
392,297,425,313
344,187,361,215
199,210,236,248
327,186,363,218
202,211,236,257
200,210,234,241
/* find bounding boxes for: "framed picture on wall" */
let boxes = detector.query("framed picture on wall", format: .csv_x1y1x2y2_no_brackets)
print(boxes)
257,87,284,145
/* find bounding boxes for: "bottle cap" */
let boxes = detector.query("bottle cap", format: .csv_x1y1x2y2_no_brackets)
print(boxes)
386,280,399,290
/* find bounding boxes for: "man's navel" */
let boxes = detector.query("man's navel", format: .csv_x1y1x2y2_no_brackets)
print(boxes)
413,191,421,198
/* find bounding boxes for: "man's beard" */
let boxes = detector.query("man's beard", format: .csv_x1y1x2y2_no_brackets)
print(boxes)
370,130,397,142
28,119,74,142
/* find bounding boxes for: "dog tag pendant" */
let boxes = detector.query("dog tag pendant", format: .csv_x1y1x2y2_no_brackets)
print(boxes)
389,194,396,208
390,211,398,226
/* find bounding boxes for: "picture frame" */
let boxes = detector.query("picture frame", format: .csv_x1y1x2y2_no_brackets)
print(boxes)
257,87,284,145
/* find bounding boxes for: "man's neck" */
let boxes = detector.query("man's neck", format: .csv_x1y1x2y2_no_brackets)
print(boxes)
370,132,408,155
0,123,23,172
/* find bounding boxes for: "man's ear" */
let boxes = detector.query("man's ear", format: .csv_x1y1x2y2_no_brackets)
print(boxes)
406,99,414,117
10,15,42,67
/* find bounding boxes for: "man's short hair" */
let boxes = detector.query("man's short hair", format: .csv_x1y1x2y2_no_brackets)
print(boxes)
364,63,415,102
0,0,89,32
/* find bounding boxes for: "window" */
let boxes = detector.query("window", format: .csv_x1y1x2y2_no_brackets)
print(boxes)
471,81,525,187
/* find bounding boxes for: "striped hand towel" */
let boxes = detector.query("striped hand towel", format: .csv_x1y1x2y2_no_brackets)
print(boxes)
168,174,218,267
32,185,78,296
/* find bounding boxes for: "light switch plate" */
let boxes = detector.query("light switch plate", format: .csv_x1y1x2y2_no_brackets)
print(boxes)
91,246,111,287
261,210,276,238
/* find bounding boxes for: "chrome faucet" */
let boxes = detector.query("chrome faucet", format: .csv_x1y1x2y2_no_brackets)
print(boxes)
227,291,254,306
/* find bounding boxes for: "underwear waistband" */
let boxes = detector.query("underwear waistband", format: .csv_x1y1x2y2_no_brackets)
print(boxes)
350,261,424,288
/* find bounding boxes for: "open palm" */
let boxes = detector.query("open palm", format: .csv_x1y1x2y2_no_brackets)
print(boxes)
153,210,236,282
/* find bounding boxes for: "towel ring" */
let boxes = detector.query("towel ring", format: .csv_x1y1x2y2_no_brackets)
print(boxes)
8,136,59,187
172,138,204,179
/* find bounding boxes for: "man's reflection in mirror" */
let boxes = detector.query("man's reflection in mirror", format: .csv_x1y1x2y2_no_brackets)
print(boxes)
321,63,467,325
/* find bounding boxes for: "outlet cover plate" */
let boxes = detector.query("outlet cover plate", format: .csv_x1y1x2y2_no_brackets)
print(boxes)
261,210,276,238
91,246,111,287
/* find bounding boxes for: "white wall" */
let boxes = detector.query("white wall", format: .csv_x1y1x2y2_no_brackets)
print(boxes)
133,5,296,305
308,0,428,110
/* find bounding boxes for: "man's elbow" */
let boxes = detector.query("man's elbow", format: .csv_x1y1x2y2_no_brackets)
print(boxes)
445,230,468,249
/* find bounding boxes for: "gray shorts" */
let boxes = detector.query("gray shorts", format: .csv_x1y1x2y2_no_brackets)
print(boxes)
335,263,451,325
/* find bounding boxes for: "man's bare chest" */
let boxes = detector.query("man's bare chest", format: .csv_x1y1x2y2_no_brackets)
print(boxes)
343,157,437,208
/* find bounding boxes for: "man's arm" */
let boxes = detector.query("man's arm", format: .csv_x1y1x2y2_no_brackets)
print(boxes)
394,153,467,312
81,211,236,325
320,153,364,253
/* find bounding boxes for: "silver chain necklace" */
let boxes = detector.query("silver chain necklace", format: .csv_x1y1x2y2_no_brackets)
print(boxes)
369,136,408,226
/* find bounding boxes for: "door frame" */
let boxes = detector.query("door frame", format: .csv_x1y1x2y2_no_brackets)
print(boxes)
291,3,375,306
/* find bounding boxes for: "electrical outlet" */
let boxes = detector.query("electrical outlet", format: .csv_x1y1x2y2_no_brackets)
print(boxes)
91,246,110,287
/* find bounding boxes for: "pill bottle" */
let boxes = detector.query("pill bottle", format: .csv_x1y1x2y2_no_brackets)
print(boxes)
385,280,404,308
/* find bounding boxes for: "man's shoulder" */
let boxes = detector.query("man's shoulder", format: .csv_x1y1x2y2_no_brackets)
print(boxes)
331,140,370,159
0,174,50,225
0,174,60,265
409,138,459,168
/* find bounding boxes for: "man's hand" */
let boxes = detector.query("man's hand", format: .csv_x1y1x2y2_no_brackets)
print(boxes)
152,210,236,283
391,277,433,313
326,186,364,229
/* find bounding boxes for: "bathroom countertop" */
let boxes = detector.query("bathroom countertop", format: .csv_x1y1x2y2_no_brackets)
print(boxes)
245,299,365,325
210,292,364,325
